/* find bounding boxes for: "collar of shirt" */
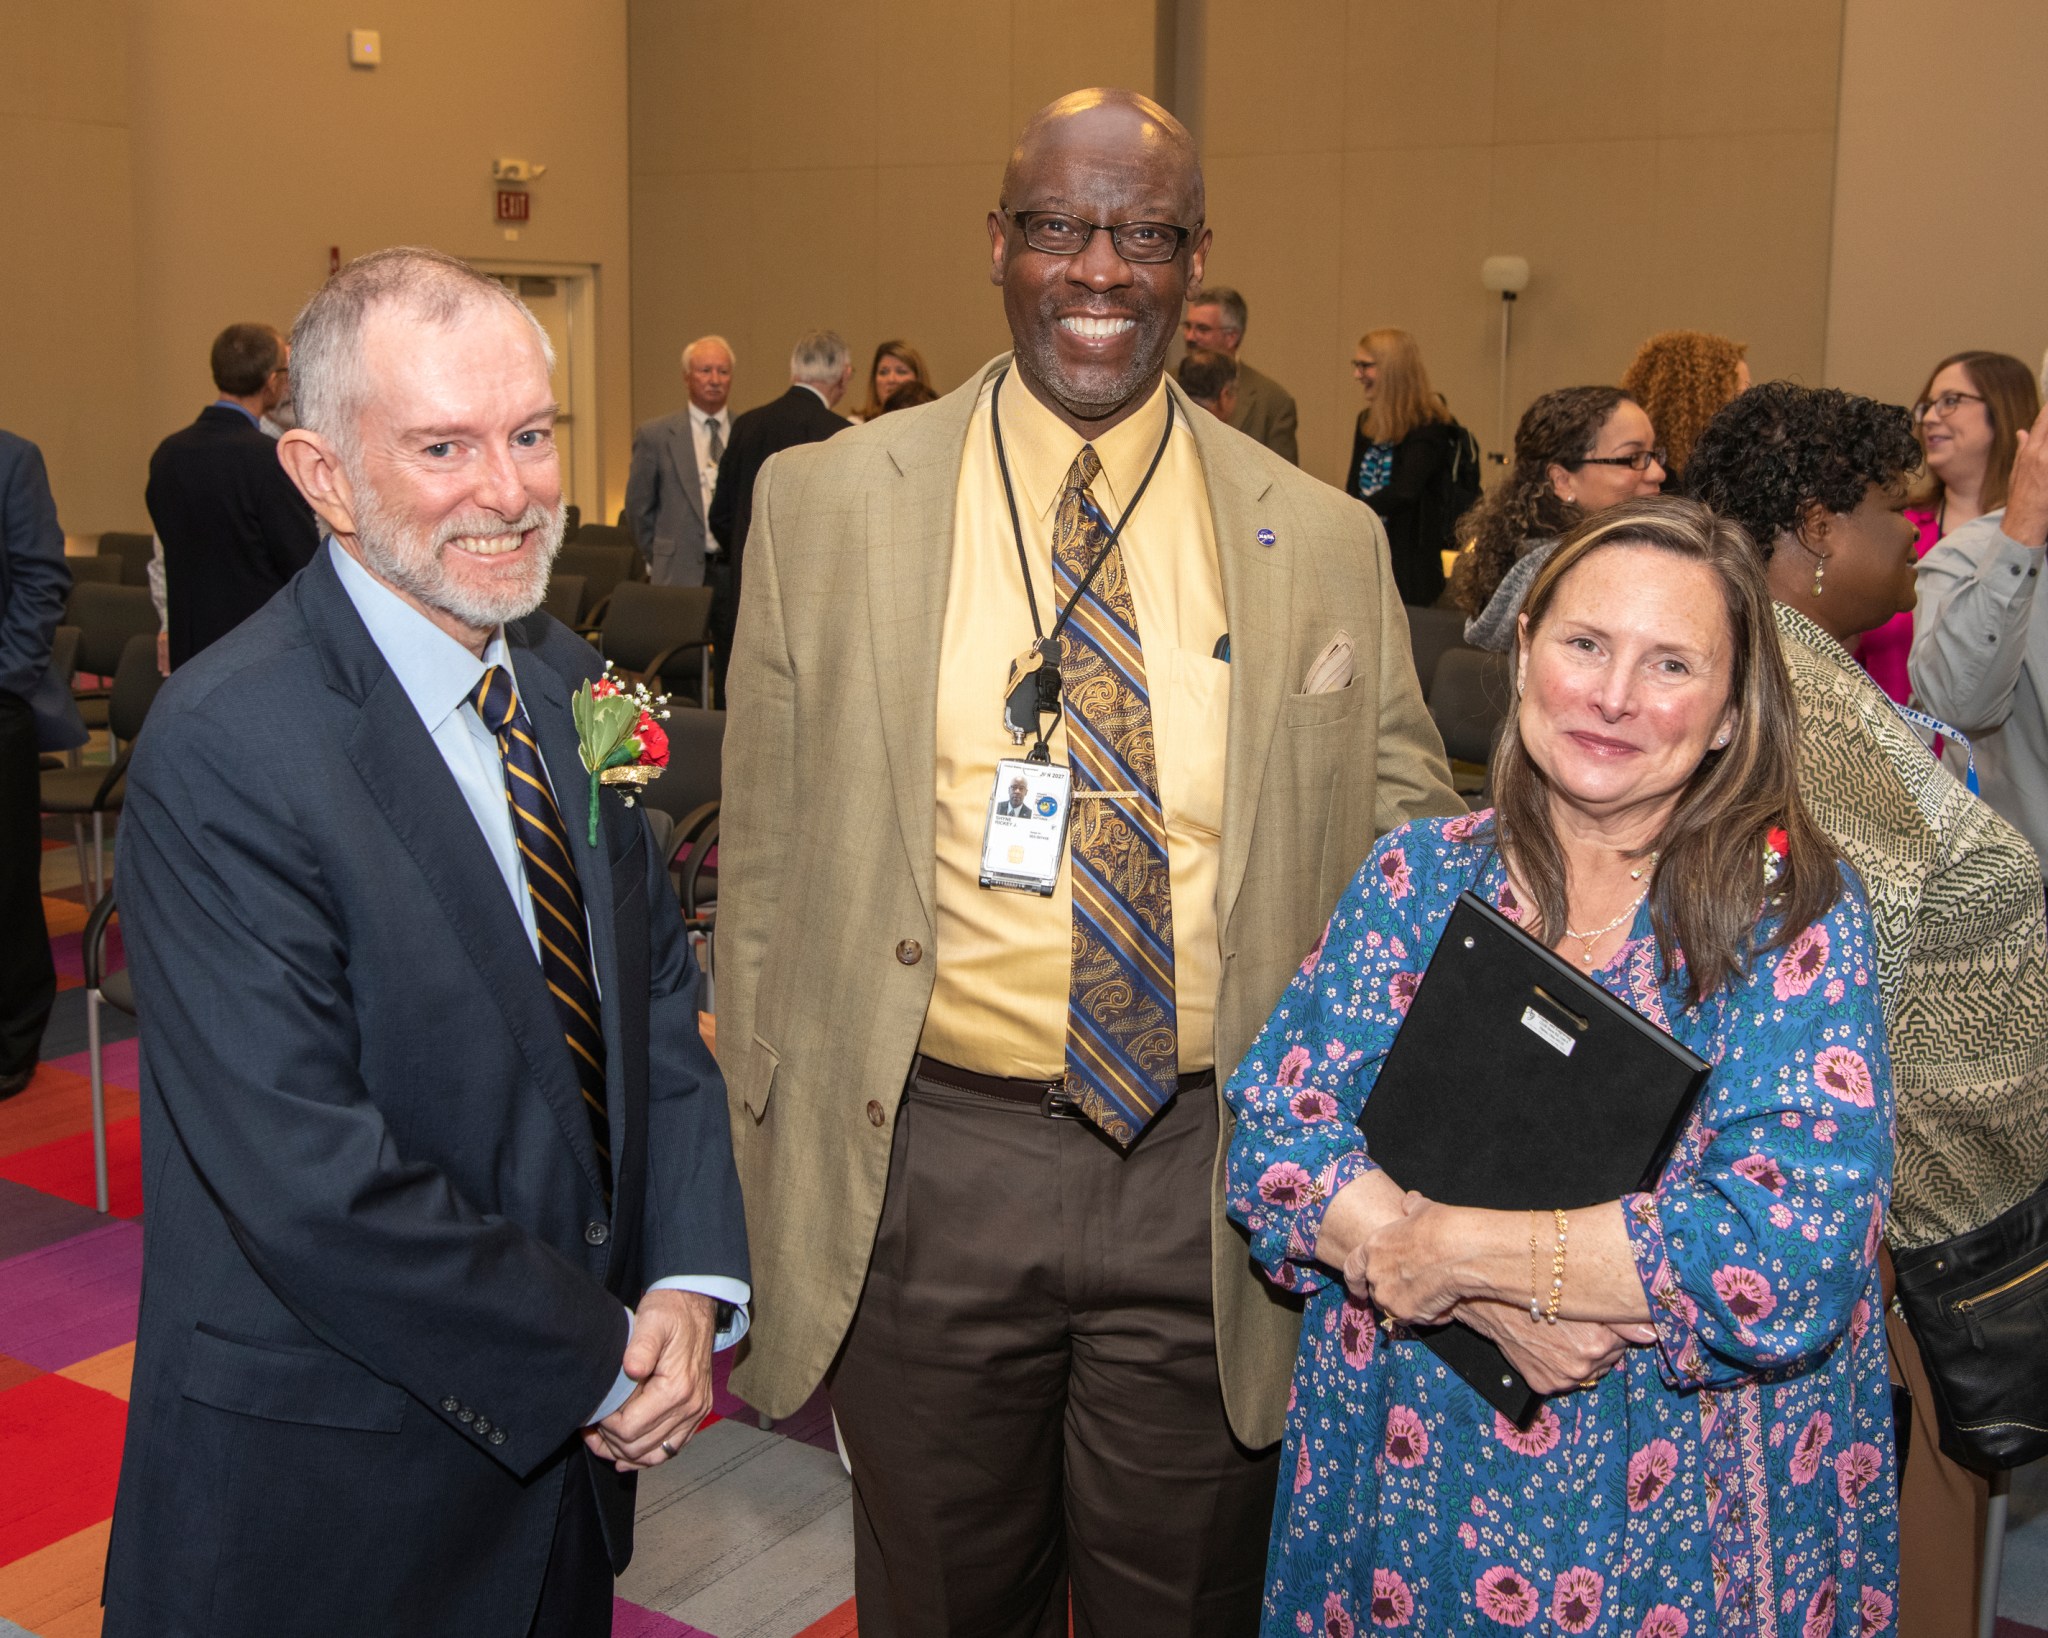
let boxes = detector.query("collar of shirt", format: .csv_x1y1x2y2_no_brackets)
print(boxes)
793,381,834,410
996,371,1172,527
211,398,263,429
327,538,510,734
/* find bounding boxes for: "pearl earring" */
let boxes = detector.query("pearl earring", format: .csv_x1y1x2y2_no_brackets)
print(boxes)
1714,731,1730,749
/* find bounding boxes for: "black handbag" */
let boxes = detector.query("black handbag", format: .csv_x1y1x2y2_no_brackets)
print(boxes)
1891,1178,2048,1473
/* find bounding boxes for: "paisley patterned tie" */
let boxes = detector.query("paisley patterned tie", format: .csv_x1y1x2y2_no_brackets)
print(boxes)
1053,447,1178,1146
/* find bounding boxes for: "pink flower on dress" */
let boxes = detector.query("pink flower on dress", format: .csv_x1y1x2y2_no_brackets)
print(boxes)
1258,1162,1316,1209
1290,1088,1340,1124
1474,1567,1539,1627
1627,1439,1679,1511
1802,1577,1838,1638
1377,846,1413,901
1323,1590,1356,1638
1711,1264,1777,1326
1551,1567,1605,1633
1790,1411,1833,1483
1300,924,1330,976
1370,1569,1414,1627
1495,1405,1562,1457
1731,1152,1787,1194
1848,1298,1872,1345
1458,1521,1478,1549
1384,1404,1429,1467
1294,1440,1312,1492
1774,923,1831,999
1387,970,1421,1016
1836,1441,1882,1506
1296,1613,1315,1636
1444,811,1485,841
1815,1046,1876,1108
1856,1585,1895,1636
1825,977,1845,1003
1339,1299,1376,1369
1815,1119,1838,1143
1636,1606,1690,1638
1769,1204,1794,1229
1275,1046,1312,1087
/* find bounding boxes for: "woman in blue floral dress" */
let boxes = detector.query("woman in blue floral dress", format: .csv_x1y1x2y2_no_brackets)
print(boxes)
1227,498,1898,1637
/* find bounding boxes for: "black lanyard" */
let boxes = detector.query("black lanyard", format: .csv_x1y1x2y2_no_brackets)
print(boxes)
991,368,1176,759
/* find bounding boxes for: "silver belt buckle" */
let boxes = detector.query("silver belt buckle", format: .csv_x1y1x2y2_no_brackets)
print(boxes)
1040,1077,1083,1120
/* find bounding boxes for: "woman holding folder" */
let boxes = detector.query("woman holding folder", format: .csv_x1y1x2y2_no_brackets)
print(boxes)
1226,497,1898,1635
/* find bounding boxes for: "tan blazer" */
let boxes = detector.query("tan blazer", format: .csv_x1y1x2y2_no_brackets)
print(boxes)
1226,359,1299,466
716,357,1459,1449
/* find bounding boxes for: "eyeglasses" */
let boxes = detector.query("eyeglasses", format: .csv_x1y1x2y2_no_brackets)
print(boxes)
1574,447,1667,472
1002,209,1197,264
1913,390,1985,424
1351,358,1376,375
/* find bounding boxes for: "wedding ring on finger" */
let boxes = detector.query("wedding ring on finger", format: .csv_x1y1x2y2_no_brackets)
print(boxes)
660,1439,678,1459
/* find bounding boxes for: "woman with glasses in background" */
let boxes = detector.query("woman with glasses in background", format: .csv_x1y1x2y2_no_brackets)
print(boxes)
1854,352,2042,702
1449,386,1666,648
1344,328,1479,607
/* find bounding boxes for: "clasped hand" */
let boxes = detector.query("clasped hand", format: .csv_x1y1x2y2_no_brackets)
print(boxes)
582,1288,716,1472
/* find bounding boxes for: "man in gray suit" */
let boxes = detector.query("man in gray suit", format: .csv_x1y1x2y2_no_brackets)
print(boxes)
624,335,735,587
1184,286,1298,464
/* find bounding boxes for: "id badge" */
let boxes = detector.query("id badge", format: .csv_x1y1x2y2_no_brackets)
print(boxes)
979,758,1072,896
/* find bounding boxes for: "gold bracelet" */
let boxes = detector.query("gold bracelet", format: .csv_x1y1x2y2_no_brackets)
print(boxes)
1543,1207,1569,1324
1528,1211,1543,1322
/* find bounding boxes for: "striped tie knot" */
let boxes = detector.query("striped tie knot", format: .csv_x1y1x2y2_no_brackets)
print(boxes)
474,665,521,737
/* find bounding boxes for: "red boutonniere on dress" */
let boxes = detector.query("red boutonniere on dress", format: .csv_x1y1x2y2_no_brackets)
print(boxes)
570,664,671,845
1763,825,1790,889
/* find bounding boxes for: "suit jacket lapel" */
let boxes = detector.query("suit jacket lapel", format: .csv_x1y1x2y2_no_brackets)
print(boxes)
673,416,707,529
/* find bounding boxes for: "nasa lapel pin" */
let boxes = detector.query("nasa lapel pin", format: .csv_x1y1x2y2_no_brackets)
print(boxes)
1256,527,1277,548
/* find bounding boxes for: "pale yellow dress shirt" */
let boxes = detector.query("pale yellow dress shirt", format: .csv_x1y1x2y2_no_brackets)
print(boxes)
920,370,1230,1078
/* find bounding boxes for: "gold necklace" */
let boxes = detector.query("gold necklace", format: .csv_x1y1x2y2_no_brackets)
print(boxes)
1563,853,1657,970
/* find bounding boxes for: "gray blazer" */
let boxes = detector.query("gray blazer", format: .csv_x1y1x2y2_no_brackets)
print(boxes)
624,409,718,586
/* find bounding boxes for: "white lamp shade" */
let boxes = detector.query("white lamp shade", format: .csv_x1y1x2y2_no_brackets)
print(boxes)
1481,255,1530,294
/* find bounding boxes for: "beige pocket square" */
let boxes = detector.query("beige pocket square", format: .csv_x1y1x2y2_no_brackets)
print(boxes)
1301,631,1355,695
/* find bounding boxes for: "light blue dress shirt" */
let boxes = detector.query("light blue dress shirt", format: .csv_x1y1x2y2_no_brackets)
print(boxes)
330,540,748,1423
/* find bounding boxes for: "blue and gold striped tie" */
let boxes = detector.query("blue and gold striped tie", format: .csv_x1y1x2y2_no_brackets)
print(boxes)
473,665,611,1203
1054,447,1178,1147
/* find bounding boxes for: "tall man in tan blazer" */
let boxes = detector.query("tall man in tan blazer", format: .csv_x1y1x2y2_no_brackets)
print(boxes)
718,89,1458,1637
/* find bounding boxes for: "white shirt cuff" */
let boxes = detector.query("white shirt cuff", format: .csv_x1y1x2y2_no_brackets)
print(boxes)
585,1276,754,1424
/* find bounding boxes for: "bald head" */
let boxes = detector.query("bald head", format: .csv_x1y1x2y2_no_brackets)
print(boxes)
1001,89,1204,224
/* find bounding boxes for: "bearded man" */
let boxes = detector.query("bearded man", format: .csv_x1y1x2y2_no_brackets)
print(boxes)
103,247,748,1638
718,91,1458,1635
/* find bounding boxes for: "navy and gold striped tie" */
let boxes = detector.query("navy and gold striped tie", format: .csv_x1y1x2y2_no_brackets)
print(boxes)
473,665,611,1203
1054,447,1178,1147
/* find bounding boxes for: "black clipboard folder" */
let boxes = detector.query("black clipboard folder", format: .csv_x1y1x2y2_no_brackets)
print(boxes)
1357,892,1710,1424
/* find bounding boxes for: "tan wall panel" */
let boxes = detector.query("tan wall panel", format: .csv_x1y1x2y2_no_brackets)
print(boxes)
1343,0,1499,152
1202,0,1347,159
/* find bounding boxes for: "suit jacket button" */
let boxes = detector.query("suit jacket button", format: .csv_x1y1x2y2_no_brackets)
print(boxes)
458,1407,474,1423
474,1419,491,1436
441,1397,460,1414
585,1220,610,1246
866,1100,887,1128
895,939,922,965
490,1430,507,1445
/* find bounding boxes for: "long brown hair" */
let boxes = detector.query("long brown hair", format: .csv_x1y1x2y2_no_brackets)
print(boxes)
1912,350,2042,514
854,339,933,421
1619,330,1747,477
1484,496,1841,1006
1358,327,1450,445
1449,387,1630,617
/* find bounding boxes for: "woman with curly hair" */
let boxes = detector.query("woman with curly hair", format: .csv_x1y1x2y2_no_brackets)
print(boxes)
1690,382,2048,1638
1448,386,1665,647
1344,327,1479,607
1619,329,1749,484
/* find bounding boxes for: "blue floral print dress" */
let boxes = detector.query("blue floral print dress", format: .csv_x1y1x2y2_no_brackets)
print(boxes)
1225,814,1899,1638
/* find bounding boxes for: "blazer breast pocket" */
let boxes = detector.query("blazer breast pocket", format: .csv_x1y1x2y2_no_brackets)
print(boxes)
182,1324,408,1434
1280,683,1362,731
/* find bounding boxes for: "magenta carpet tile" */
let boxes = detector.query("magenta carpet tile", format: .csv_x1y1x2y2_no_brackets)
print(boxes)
0,1221,143,1370
612,1598,717,1637
49,1036,139,1090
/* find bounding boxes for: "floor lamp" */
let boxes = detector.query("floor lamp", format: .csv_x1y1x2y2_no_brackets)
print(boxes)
1481,256,1530,465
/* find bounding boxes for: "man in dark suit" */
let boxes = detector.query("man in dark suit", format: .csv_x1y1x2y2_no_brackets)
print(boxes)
105,248,749,1638
0,430,83,1099
145,322,319,668
704,329,851,703
624,335,735,588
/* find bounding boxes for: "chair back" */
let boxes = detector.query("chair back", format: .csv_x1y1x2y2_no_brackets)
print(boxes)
1427,647,1514,767
50,625,81,683
97,532,156,586
108,633,167,744
571,522,631,547
69,584,159,676
640,707,723,827
553,542,636,620
541,573,585,626
600,583,712,690
66,555,123,587
1405,604,1471,698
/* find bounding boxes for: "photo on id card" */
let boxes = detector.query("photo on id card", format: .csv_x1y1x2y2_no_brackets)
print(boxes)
979,757,1073,895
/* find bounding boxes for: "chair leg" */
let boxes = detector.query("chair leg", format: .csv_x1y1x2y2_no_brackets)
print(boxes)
72,817,90,896
87,990,110,1214
1977,1468,2010,1638
91,811,107,903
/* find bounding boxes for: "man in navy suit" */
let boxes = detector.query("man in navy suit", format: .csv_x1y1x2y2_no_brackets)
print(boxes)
106,248,749,1638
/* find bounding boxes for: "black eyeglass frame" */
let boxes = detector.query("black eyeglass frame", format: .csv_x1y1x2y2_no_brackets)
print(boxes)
1912,390,1986,424
1572,448,1668,473
1000,208,1200,264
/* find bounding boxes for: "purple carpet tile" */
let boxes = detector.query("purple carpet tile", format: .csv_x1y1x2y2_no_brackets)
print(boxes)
611,1598,718,1637
51,1035,139,1090
0,1178,110,1264
0,1221,143,1370
710,1351,839,1455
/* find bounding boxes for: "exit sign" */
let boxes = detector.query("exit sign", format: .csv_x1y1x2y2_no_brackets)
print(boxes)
496,189,530,224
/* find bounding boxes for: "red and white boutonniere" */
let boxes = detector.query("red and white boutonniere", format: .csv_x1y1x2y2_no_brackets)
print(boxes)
570,664,671,845
1763,825,1790,890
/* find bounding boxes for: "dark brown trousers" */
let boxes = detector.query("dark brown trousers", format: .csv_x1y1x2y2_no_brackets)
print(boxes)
829,1065,1279,1638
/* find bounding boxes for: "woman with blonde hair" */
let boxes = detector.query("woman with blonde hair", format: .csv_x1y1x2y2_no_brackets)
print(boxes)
847,339,933,424
1345,327,1478,606
1619,329,1749,485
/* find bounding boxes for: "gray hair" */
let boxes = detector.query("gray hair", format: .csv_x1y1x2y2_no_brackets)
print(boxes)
790,330,851,386
1194,285,1247,339
290,247,553,467
683,334,735,371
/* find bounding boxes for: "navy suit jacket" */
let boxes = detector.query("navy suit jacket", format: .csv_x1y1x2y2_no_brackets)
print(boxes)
706,385,848,569
0,429,85,748
103,547,747,1637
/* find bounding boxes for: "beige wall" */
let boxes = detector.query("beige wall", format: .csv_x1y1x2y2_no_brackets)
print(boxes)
1197,0,1846,488
1825,0,2048,405
627,0,1157,428
2,0,635,536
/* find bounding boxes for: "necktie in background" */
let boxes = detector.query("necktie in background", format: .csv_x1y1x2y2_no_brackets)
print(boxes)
474,665,612,1204
1052,447,1179,1147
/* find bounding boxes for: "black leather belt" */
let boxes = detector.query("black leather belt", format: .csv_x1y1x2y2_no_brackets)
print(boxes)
912,1056,1213,1120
